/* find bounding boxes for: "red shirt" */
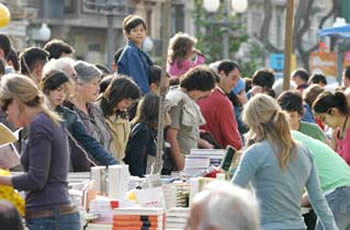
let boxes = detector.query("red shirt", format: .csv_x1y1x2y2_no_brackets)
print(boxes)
198,88,242,150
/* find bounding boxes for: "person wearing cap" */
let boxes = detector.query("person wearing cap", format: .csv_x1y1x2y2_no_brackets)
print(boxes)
41,70,119,171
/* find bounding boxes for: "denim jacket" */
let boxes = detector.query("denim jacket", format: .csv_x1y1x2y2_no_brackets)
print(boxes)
118,40,153,94
56,105,119,171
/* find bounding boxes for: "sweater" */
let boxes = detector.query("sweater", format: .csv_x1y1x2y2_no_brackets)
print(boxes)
12,113,70,212
232,140,338,230
198,88,242,149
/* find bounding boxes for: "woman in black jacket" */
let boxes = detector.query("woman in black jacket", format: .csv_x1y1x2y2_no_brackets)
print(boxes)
124,93,169,177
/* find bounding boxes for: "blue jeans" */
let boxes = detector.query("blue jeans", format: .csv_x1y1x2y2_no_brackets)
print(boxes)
316,186,350,230
26,208,81,230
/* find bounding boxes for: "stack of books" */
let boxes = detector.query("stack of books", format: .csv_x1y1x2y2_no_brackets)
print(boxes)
89,198,114,224
113,207,165,230
165,208,190,230
190,149,225,167
162,184,177,209
174,183,190,208
183,155,210,176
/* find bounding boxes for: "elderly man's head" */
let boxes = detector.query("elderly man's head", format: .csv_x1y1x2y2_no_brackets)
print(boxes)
185,181,259,230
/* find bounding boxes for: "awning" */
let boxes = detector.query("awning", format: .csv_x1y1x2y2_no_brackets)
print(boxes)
319,25,350,38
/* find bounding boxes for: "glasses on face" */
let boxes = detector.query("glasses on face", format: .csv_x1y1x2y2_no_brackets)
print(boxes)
1,98,13,112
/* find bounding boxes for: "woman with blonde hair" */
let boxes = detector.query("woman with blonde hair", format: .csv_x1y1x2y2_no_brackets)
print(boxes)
0,74,80,230
232,94,338,230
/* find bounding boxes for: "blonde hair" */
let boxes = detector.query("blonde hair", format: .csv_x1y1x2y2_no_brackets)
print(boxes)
0,74,62,126
242,94,296,170
168,32,197,67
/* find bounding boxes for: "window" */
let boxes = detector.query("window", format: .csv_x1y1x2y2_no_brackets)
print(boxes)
82,0,127,15
171,4,184,34
64,0,75,13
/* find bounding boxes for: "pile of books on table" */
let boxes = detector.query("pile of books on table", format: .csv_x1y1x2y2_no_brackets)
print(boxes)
165,207,189,230
113,207,165,230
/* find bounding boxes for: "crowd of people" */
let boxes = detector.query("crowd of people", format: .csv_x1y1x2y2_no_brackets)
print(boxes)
0,13,349,230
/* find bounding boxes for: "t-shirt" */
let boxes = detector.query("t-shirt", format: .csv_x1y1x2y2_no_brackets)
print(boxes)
299,121,326,142
169,101,199,155
292,130,350,192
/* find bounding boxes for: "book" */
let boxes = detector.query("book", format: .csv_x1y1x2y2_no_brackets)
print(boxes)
112,220,162,228
0,143,20,169
113,215,162,222
0,123,17,146
113,208,164,216
112,227,161,230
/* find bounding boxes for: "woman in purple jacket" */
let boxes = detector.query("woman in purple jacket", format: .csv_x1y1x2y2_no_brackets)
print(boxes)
0,74,80,230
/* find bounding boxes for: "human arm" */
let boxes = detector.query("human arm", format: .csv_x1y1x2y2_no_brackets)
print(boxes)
118,48,150,94
305,155,338,230
231,145,259,187
12,121,53,191
68,113,119,165
166,128,184,170
218,100,242,149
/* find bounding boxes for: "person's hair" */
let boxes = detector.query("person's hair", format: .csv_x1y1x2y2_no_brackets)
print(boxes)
180,66,216,92
313,91,349,116
245,78,252,93
0,34,11,59
277,90,304,115
272,78,297,98
194,181,259,230
19,47,49,75
217,60,241,76
251,68,275,89
123,15,147,35
132,93,160,127
292,68,309,83
0,73,62,126
43,39,75,60
74,60,102,84
95,64,111,75
99,74,116,94
149,65,162,85
7,48,19,71
242,94,296,170
40,71,70,95
303,84,325,108
309,73,327,85
0,58,5,76
168,32,197,67
114,48,124,65
100,75,141,117
42,57,76,80
0,200,24,230
343,66,350,80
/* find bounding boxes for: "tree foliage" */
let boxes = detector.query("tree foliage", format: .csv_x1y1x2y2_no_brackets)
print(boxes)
192,0,248,63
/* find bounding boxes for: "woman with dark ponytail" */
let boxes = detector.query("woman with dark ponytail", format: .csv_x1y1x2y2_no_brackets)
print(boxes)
232,94,338,230
313,91,350,166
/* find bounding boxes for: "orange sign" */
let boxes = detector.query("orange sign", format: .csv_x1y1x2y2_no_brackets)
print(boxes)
310,52,337,78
